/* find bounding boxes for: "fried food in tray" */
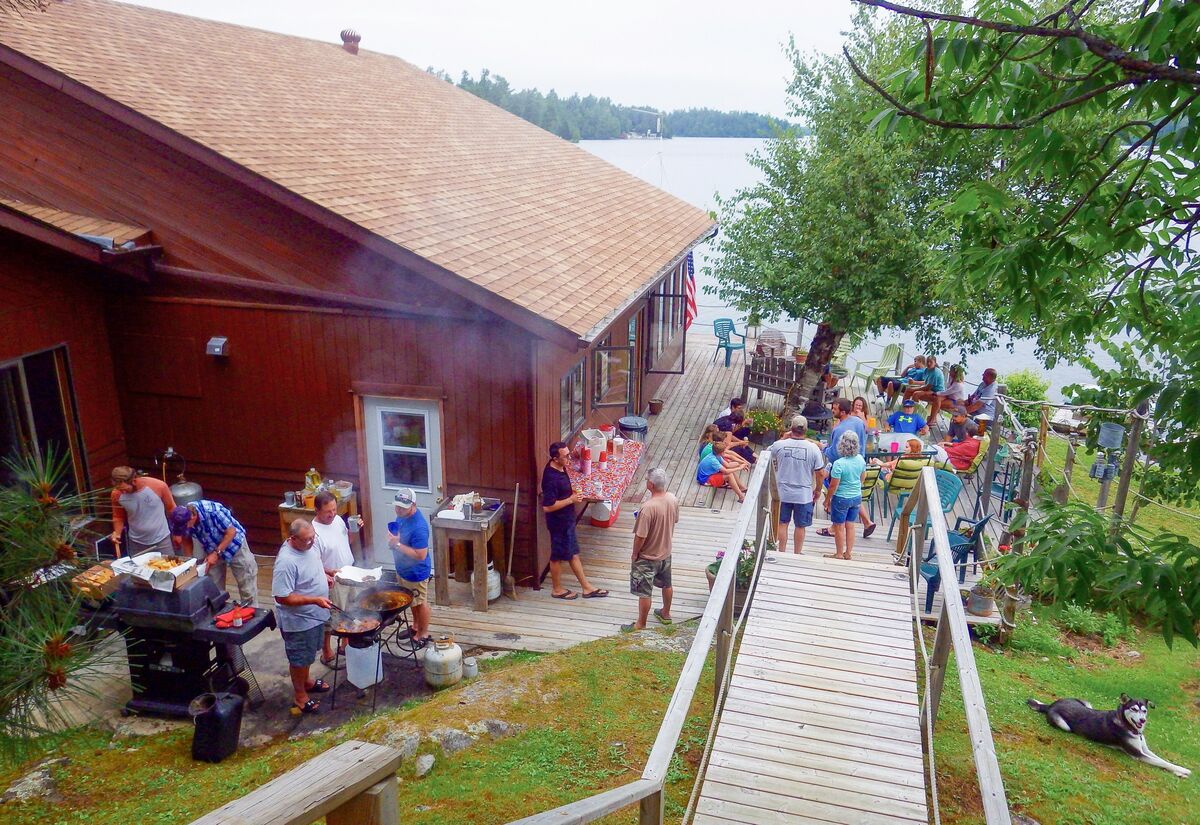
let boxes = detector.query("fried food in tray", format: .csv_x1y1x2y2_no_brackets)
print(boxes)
144,556,190,571
77,567,115,585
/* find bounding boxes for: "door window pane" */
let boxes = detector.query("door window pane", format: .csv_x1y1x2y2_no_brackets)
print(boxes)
381,412,426,449
383,451,429,488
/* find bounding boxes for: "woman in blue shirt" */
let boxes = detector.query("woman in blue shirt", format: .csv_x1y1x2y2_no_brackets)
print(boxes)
824,431,866,561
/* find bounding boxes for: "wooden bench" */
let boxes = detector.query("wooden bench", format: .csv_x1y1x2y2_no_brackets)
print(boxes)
189,740,402,825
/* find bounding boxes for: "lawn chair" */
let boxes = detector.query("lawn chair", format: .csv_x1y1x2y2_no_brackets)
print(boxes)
882,456,933,540
888,468,963,544
934,514,993,584
756,327,788,357
851,342,901,397
861,464,883,523
711,318,747,367
954,433,991,512
917,543,944,615
828,332,863,378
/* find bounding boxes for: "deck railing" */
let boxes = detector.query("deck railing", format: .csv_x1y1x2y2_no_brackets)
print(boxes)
895,467,1011,825
508,453,776,825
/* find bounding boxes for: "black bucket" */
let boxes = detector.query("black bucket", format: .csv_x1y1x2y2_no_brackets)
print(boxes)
189,691,244,763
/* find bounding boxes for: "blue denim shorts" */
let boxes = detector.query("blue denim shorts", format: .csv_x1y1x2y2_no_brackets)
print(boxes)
779,501,814,527
829,495,860,525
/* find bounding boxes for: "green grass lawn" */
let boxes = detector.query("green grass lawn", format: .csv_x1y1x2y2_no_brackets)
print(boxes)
1041,436,1200,545
933,605,1200,824
0,634,712,825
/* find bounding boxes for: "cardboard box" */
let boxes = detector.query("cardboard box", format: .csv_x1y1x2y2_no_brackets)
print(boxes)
114,553,199,593
72,560,122,600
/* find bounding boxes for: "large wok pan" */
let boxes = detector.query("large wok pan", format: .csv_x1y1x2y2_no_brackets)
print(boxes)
329,607,383,648
353,584,414,625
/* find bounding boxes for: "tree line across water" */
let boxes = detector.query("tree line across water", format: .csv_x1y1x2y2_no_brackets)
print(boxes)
429,68,796,141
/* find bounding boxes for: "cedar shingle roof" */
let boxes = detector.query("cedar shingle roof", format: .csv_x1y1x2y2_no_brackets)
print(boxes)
0,195,149,247
0,0,714,339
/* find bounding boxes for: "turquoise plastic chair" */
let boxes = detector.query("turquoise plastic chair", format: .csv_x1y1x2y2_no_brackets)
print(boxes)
890,469,963,542
711,318,746,367
931,514,992,584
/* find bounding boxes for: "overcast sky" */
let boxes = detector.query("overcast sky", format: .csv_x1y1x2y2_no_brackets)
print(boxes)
125,0,855,117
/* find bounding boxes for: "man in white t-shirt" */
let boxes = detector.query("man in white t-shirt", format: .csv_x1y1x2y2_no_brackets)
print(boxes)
312,490,358,668
769,415,826,555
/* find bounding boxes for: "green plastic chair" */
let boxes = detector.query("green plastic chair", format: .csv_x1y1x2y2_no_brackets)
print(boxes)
711,318,747,367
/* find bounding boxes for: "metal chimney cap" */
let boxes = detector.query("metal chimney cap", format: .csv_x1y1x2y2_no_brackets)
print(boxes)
340,29,361,54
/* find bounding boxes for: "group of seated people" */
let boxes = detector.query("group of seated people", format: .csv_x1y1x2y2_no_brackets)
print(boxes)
877,356,999,421
695,397,757,501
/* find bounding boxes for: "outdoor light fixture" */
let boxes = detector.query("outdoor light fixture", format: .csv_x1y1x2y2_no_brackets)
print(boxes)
205,336,230,357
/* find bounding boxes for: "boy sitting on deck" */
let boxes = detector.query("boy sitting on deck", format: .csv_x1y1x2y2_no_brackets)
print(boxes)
696,441,746,502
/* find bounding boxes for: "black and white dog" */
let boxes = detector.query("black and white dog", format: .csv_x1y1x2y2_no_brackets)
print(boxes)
1027,694,1191,778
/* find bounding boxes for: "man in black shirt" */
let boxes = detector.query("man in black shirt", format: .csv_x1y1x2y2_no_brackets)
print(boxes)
541,442,609,600
714,411,756,465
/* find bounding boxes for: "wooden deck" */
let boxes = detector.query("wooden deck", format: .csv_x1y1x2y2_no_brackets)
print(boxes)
694,552,928,825
251,508,737,653
624,338,782,513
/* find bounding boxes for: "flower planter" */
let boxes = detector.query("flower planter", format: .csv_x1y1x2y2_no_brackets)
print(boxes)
966,588,997,617
648,398,664,415
705,562,749,617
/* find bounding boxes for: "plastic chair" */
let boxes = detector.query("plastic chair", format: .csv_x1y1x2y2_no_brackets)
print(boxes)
852,343,901,396
860,464,882,523
887,468,963,541
917,543,942,614
711,318,747,367
882,456,933,540
932,514,992,584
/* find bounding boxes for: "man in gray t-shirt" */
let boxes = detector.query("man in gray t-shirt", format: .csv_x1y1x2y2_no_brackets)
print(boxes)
769,416,827,555
272,519,333,714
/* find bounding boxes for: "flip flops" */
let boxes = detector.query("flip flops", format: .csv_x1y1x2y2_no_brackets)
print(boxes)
620,623,641,633
863,523,878,538
551,590,578,600
582,589,609,599
307,679,331,694
653,608,673,625
817,528,834,537
291,698,320,715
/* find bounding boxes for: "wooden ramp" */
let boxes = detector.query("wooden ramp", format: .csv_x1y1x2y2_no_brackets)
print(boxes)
695,552,928,825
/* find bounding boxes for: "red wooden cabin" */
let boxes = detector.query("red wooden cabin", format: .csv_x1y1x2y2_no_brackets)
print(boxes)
0,0,713,583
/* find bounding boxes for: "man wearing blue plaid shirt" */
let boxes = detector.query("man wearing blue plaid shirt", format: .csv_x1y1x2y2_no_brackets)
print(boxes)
170,500,259,606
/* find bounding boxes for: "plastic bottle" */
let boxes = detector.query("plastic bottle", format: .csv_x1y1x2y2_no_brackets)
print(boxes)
581,447,592,476
304,467,321,491
598,451,608,471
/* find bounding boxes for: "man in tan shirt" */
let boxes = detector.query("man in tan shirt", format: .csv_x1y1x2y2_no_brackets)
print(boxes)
109,466,177,557
622,467,679,632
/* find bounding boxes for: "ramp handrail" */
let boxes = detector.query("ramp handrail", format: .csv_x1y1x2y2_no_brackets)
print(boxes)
508,453,775,825
895,467,1011,824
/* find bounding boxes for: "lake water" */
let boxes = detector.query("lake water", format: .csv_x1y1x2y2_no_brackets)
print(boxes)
581,137,1107,400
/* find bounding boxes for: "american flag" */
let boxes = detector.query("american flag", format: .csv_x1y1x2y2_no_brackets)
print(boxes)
683,251,698,330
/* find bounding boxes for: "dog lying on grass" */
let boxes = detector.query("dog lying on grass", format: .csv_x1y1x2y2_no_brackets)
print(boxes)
1027,694,1191,778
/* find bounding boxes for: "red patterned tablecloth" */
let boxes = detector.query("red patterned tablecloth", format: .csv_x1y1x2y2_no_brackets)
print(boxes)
565,440,644,502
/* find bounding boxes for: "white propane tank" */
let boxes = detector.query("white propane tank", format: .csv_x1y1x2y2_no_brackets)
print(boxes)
471,561,502,602
461,657,479,679
345,642,383,689
423,635,463,689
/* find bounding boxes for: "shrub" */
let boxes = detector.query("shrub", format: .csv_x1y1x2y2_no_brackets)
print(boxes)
1010,619,1072,659
1100,613,1134,648
1059,603,1102,636
1001,368,1050,428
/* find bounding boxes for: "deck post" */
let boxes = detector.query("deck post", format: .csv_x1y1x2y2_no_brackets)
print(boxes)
1012,431,1037,554
713,586,734,705
638,788,663,825
923,601,953,732
1110,408,1147,531
976,387,1005,518
1054,436,1077,504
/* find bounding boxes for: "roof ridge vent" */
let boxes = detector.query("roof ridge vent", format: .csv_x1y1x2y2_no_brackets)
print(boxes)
340,29,361,55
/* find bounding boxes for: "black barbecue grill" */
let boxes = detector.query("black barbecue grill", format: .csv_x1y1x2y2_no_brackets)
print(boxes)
113,575,275,717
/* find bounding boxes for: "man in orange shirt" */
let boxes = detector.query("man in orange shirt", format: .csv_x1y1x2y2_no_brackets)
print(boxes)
109,466,177,557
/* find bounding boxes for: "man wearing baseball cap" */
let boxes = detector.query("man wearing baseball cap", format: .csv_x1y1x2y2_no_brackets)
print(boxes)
169,499,259,607
388,488,432,647
886,399,929,435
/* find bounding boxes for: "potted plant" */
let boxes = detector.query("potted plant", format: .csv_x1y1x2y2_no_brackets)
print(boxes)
648,398,665,415
792,346,808,364
745,310,762,339
745,408,783,445
705,540,757,616
966,573,1001,617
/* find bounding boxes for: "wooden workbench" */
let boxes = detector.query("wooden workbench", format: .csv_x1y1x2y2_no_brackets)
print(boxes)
431,499,506,612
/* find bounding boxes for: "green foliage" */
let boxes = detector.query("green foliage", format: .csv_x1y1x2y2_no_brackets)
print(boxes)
1008,617,1073,659
1002,368,1050,428
0,448,110,764
855,0,1200,489
997,499,1200,648
1058,602,1103,636
437,68,792,141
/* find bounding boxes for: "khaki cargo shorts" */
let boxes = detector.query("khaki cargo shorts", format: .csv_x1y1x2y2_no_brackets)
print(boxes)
630,556,672,598
400,576,429,608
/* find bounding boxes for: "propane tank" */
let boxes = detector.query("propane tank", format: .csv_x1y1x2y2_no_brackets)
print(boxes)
156,447,203,505
423,634,463,689
471,561,502,602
